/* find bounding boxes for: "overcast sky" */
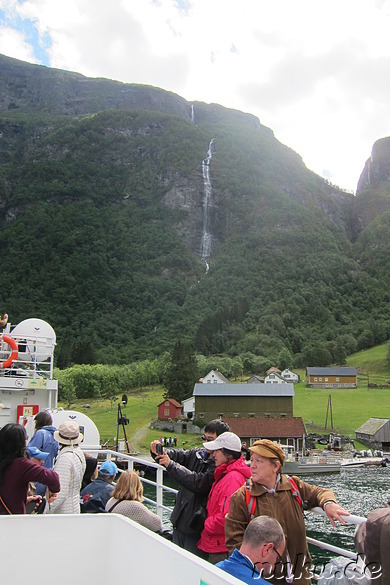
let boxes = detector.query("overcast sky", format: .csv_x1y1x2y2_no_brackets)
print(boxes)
1,0,390,193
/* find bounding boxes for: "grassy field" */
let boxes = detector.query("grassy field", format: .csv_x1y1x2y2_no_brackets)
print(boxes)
60,343,390,453
59,387,202,454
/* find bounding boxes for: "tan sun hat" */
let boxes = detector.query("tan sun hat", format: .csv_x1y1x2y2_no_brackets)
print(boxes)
249,439,286,466
54,420,83,446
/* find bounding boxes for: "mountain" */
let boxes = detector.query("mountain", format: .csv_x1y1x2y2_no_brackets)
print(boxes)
0,53,389,368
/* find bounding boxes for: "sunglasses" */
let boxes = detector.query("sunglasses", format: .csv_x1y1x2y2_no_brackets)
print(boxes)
202,435,214,442
273,546,284,564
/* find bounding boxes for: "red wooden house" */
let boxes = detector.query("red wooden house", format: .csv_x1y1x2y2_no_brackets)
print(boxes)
157,398,183,420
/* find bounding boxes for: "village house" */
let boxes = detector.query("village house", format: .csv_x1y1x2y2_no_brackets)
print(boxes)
181,396,195,418
305,367,357,389
200,369,229,383
281,369,300,383
157,398,183,420
355,418,390,451
222,416,307,453
264,372,288,384
247,375,264,384
193,383,294,422
266,367,281,375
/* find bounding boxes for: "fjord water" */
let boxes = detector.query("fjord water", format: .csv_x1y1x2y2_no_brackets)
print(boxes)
147,466,389,565
304,466,389,563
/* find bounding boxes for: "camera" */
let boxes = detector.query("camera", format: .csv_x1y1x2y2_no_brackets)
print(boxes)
156,443,164,455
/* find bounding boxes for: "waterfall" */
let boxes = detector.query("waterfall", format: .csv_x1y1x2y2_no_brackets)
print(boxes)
200,138,215,271
191,104,195,123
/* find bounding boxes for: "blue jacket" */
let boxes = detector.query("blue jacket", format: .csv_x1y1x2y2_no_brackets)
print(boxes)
28,426,59,468
216,549,268,584
80,477,114,513
28,425,59,496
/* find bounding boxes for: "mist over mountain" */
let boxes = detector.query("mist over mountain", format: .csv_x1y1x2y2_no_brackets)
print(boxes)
0,53,389,368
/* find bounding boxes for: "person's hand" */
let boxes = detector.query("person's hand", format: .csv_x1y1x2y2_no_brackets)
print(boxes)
156,452,171,468
47,491,58,504
150,440,160,454
27,494,42,505
324,502,350,526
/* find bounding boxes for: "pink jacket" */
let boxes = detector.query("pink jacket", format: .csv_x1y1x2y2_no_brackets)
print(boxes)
197,456,250,554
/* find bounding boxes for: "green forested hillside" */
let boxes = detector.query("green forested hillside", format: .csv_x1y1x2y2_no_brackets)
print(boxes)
0,54,390,367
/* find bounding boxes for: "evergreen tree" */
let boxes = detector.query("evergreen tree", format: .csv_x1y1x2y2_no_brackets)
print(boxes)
163,341,199,403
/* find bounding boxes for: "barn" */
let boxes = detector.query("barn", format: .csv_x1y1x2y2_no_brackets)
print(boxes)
355,418,390,451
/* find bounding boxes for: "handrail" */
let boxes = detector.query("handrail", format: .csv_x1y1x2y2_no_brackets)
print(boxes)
82,448,366,559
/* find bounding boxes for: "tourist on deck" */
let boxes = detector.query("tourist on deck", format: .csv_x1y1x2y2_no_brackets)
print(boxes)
81,454,99,490
216,516,286,584
196,431,251,564
28,410,59,496
26,445,52,513
81,460,117,513
225,439,350,584
151,419,229,557
48,421,86,514
106,470,163,532
0,423,60,514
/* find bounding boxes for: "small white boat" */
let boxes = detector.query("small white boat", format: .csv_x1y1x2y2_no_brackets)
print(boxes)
341,457,387,469
284,458,341,474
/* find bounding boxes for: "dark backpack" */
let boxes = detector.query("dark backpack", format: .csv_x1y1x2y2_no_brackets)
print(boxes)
354,505,390,584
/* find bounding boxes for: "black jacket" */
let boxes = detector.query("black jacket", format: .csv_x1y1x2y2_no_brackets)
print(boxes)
153,447,215,536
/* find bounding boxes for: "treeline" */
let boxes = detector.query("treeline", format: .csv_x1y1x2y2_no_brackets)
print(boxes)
56,352,279,405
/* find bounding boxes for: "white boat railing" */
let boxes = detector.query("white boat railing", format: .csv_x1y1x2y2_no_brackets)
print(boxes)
84,447,366,561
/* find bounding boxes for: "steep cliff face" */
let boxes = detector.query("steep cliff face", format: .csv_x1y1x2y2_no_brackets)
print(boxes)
357,137,390,193
354,137,390,231
0,54,192,120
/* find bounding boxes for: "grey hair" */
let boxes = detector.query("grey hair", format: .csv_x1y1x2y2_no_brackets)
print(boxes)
242,516,284,549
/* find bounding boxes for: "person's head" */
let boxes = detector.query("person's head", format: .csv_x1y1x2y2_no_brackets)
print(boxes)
53,421,83,448
240,516,285,577
26,445,49,467
0,423,27,483
34,411,53,431
98,461,118,483
249,440,285,489
203,431,242,467
203,419,230,442
112,471,143,502
82,455,99,488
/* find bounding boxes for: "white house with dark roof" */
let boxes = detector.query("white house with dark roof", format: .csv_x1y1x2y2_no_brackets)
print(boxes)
265,372,288,384
281,369,300,383
193,383,294,422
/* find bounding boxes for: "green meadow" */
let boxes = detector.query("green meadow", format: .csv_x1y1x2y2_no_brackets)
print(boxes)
59,343,390,453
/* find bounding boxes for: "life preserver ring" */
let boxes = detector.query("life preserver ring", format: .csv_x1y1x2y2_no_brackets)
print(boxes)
0,334,18,369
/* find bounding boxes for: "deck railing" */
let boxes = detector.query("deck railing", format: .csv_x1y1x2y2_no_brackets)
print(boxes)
84,448,366,561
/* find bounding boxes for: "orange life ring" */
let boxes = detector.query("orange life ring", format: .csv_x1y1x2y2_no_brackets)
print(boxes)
0,334,18,369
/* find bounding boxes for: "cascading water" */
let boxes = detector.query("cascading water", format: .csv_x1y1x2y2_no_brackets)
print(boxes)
190,104,195,123
200,138,215,272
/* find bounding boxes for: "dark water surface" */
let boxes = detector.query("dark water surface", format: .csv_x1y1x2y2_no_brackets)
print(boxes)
144,465,390,564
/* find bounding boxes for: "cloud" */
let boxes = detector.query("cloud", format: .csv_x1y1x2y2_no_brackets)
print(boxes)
1,0,390,190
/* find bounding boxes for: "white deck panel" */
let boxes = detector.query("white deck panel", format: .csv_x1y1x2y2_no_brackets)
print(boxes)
0,514,244,585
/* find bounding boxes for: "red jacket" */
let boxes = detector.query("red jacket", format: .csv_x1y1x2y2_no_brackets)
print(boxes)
198,456,250,554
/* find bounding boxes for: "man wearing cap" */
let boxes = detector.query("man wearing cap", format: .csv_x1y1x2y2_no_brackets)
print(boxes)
48,421,86,515
217,516,286,584
80,461,118,513
150,419,229,557
225,439,350,584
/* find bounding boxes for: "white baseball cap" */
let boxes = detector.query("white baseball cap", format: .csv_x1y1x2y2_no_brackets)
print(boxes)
203,431,242,453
